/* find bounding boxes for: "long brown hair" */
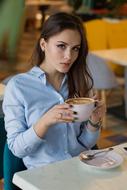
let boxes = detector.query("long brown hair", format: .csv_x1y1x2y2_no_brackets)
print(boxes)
30,12,93,98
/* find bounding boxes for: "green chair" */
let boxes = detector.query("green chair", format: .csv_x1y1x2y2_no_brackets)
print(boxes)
0,116,6,179
1,114,26,190
3,142,26,190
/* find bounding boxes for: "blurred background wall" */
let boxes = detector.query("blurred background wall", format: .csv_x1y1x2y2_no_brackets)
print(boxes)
0,0,25,62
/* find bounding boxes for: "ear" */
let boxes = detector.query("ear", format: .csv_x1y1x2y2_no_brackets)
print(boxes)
40,38,46,51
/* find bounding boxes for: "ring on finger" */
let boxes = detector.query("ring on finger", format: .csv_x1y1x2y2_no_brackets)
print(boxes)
58,113,63,119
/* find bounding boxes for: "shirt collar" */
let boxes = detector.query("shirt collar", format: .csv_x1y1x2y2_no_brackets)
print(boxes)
29,66,45,78
29,66,68,86
61,74,67,86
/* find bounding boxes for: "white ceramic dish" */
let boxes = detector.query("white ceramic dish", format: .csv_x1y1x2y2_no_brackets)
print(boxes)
80,150,123,170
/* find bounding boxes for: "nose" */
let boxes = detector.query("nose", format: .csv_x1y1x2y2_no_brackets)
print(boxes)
64,49,71,61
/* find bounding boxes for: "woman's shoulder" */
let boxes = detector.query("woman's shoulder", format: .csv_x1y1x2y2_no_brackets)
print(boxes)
5,66,42,90
4,72,32,93
7,72,28,85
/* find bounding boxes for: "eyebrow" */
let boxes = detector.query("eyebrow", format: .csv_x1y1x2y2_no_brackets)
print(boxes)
57,41,81,47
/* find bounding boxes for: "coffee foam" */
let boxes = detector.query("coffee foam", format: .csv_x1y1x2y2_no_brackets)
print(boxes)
65,98,94,105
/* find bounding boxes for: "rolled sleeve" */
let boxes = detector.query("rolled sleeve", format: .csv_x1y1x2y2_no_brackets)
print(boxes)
9,126,45,158
79,124,100,149
3,78,45,158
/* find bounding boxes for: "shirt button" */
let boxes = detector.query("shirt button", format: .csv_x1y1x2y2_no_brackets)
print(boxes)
59,97,63,102
26,147,31,152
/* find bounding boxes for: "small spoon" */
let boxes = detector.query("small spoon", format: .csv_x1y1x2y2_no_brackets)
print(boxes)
80,147,114,160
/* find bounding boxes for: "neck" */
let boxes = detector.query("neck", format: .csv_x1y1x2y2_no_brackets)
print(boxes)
40,64,65,91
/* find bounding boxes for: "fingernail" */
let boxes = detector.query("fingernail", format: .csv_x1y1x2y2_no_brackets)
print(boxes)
94,101,98,107
73,111,77,115
124,147,127,151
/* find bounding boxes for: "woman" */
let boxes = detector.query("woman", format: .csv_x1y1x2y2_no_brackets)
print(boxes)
3,12,105,169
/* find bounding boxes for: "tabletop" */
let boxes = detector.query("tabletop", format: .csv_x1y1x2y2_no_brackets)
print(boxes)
13,143,127,190
91,48,127,67
25,0,66,6
0,84,5,101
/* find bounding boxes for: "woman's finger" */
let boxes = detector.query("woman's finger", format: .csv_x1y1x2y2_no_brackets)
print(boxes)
92,93,98,100
55,103,71,109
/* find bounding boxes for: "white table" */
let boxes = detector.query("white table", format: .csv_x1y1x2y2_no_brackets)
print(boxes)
0,84,5,101
13,143,127,190
91,48,127,117
25,0,66,6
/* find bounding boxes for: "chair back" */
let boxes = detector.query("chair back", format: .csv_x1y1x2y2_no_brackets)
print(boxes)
87,53,118,90
106,19,127,49
0,117,6,179
84,19,107,51
3,142,26,190
105,19,127,76
87,53,119,129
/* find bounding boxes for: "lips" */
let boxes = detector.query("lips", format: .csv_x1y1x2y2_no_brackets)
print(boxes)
61,62,71,66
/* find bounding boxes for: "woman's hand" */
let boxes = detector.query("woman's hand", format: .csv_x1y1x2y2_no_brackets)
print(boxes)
40,103,75,127
86,94,106,132
90,100,106,124
89,94,106,124
34,103,75,138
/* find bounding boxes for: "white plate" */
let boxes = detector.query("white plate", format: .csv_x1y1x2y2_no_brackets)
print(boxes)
80,150,123,170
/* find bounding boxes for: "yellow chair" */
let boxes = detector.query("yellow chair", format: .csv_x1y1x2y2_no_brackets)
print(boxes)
84,19,107,51
105,19,127,76
106,19,127,49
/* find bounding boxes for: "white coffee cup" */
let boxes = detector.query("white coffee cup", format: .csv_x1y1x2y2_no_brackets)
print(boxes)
65,97,96,122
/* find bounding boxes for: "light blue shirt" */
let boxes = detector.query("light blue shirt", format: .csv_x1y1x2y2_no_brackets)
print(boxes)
3,66,99,169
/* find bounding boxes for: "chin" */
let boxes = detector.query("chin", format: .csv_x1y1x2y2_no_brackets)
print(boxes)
60,69,69,74
59,67,70,73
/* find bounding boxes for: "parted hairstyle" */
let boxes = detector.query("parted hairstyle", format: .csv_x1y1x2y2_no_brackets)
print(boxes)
30,12,93,98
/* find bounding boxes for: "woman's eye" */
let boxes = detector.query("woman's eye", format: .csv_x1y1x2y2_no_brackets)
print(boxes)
57,44,66,49
73,47,80,52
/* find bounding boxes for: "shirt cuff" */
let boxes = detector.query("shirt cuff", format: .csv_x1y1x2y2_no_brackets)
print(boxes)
23,126,46,153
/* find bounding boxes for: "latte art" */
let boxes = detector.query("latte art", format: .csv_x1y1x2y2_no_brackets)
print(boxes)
65,98,94,105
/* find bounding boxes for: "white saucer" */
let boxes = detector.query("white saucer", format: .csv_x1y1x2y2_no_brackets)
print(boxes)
80,150,123,170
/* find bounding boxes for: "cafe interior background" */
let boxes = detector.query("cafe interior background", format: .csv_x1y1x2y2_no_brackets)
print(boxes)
0,0,127,189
